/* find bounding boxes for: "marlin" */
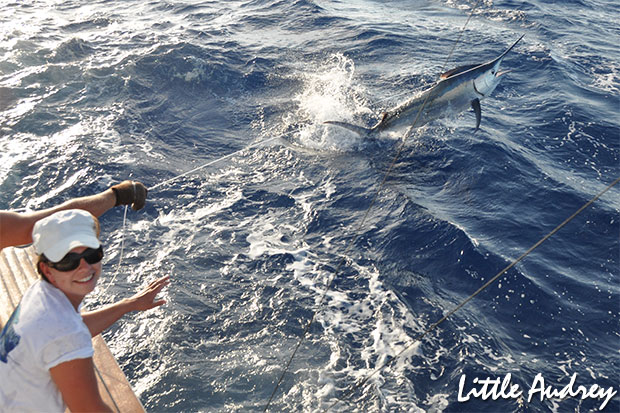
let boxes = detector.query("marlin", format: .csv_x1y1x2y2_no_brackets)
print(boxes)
325,35,524,135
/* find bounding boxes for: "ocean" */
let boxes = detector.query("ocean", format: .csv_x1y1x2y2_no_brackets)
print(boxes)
1,0,618,411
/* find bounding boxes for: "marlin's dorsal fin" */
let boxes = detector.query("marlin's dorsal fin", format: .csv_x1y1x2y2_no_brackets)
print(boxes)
440,64,480,79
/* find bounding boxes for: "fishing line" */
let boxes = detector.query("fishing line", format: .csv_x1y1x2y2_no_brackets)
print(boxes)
327,176,620,409
98,204,128,298
151,135,283,191
263,1,484,410
101,131,292,297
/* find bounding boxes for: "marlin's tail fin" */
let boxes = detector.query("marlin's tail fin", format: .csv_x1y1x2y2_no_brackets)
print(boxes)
324,121,374,136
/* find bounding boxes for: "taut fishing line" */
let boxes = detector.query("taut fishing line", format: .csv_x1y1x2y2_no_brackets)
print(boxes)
150,135,282,191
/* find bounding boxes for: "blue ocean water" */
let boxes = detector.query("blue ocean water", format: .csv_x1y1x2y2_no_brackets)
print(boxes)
1,0,618,411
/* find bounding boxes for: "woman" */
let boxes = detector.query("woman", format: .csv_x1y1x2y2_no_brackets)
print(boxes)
0,209,169,412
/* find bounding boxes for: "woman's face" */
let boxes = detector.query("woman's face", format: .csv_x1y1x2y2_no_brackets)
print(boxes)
42,246,102,309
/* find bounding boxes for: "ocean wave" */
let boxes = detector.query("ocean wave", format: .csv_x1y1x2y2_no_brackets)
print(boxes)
1,0,618,411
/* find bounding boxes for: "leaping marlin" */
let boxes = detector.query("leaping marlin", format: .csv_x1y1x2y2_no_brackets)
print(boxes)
325,35,524,135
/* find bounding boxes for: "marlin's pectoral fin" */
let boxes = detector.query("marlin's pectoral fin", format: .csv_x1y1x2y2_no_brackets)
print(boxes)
471,98,481,131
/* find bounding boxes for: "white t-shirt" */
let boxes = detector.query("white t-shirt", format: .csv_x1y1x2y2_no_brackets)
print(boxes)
0,280,94,412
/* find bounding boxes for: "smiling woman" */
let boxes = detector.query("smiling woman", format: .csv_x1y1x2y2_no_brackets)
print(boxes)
0,209,170,412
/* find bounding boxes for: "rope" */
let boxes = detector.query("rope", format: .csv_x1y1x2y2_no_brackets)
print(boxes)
327,176,620,410
263,1,484,410
98,204,128,298
94,363,122,413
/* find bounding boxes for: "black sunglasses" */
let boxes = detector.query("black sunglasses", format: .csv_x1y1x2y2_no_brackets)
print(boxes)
44,246,104,272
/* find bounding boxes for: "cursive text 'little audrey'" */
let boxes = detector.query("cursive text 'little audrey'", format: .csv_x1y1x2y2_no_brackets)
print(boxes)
458,373,617,410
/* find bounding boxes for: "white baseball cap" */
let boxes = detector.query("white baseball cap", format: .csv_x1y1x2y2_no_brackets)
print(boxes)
32,209,101,262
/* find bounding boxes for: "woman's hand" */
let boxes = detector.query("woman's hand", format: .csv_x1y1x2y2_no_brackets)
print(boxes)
82,275,171,337
127,275,170,312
